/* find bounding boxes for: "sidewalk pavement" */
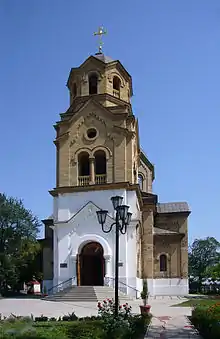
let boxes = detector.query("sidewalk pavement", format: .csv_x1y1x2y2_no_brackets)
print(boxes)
146,314,202,338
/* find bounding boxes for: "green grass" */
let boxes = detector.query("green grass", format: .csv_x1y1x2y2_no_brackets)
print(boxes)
173,298,220,307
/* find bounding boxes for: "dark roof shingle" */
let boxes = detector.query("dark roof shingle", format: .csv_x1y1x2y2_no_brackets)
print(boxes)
94,54,114,63
157,202,190,214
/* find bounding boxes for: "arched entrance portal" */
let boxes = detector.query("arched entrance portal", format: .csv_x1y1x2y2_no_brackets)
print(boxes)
79,242,104,286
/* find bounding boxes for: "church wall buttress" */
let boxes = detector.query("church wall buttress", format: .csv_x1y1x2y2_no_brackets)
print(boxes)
58,141,70,186
136,225,142,278
114,137,126,182
126,137,133,183
170,243,178,277
180,218,188,278
141,208,154,279
56,146,59,187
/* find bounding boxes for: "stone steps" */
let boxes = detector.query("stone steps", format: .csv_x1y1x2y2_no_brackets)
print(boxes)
44,286,134,303
94,286,133,301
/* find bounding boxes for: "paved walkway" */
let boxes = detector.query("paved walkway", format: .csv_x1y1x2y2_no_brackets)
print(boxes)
146,315,201,338
146,297,202,338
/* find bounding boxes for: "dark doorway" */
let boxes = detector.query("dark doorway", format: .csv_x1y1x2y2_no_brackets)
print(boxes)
80,242,104,286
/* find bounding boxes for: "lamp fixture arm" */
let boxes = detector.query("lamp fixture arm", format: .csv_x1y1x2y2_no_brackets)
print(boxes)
101,222,116,233
119,223,127,234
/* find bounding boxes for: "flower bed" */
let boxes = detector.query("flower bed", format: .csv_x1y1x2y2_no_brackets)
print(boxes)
190,302,220,339
0,300,151,338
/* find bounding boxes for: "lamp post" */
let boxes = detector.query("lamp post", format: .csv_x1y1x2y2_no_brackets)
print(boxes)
96,196,132,318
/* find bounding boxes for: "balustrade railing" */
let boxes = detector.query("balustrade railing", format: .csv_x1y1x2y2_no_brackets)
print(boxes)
95,174,107,185
78,175,90,186
113,89,120,98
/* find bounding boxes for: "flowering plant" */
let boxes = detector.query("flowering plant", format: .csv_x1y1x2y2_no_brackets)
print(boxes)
97,299,132,337
207,302,220,319
191,303,220,338
97,298,132,319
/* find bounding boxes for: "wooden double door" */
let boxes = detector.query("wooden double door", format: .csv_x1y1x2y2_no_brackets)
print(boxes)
77,242,105,286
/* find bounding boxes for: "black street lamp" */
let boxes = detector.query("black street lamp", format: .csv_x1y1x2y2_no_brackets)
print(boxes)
96,196,132,317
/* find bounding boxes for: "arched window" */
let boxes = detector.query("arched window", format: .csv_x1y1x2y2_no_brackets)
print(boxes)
73,83,77,97
78,152,90,176
160,254,167,272
89,73,98,95
138,174,144,190
94,150,106,184
94,150,106,175
113,76,121,98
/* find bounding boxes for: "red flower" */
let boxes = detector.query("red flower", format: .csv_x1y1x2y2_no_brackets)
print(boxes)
119,305,122,309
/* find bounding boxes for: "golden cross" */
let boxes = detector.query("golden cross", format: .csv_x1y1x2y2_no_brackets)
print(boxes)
94,26,107,54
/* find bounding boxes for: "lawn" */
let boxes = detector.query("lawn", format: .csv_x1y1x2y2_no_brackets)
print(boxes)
173,298,220,307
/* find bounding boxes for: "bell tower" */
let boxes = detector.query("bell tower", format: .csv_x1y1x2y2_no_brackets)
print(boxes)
51,28,142,194
66,51,133,107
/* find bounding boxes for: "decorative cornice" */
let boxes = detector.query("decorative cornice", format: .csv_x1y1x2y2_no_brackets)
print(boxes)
54,132,69,146
56,94,131,122
153,232,185,238
49,182,143,208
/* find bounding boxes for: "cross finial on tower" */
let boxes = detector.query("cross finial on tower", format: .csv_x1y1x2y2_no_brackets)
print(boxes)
94,26,107,54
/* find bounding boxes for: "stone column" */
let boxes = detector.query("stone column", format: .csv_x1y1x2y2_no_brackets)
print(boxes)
89,156,95,184
104,255,112,286
70,255,77,286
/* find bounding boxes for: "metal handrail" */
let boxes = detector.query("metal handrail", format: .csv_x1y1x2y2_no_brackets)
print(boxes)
48,277,73,295
104,276,140,298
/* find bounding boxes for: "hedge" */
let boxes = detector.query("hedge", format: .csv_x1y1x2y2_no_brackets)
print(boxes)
190,303,220,339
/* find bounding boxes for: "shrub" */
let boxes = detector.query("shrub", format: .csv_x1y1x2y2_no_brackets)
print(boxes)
191,303,220,339
62,312,78,321
35,315,48,322
97,298,151,339
0,323,69,339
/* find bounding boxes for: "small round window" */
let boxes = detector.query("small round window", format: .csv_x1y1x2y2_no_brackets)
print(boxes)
87,128,97,139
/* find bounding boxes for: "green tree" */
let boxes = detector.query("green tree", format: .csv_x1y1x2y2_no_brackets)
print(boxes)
0,193,41,293
189,237,220,291
206,263,220,281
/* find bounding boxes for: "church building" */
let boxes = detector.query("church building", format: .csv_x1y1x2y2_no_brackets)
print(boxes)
41,35,190,297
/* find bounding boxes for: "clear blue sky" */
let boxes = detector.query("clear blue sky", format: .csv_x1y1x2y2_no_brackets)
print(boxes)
0,0,219,243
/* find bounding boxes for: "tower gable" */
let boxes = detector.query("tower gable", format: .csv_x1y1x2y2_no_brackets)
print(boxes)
54,96,138,188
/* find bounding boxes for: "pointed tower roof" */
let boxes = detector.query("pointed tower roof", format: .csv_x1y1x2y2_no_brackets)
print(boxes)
93,53,114,64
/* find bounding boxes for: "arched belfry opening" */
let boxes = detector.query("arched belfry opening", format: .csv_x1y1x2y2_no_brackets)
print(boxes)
113,76,121,98
89,73,98,95
138,174,144,190
78,242,104,286
78,152,90,186
94,150,107,184
73,83,77,97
